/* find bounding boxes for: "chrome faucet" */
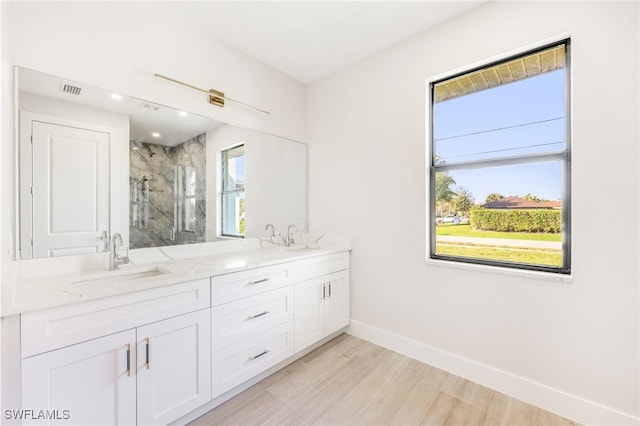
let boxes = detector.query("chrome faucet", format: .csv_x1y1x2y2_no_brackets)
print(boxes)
265,223,275,237
284,224,297,247
110,233,129,270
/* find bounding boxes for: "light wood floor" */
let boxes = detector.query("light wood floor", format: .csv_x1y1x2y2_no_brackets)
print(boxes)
189,334,579,426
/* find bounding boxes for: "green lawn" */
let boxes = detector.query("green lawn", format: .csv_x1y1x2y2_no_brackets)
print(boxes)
435,224,562,242
436,242,562,266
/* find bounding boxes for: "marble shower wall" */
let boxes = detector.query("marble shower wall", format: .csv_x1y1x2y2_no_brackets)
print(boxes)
129,133,206,249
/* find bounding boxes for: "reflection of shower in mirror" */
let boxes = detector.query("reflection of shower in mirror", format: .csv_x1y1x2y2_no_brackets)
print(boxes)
129,134,206,249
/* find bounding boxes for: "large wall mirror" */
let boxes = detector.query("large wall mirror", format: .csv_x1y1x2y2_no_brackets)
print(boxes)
16,67,307,259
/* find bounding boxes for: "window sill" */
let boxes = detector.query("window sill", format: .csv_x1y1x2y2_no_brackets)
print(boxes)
425,257,573,284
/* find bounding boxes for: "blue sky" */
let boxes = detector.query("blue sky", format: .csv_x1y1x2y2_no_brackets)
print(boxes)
433,69,566,203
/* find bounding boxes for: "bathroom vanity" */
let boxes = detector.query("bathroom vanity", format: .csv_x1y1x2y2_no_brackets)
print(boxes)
1,240,350,425
4,65,339,425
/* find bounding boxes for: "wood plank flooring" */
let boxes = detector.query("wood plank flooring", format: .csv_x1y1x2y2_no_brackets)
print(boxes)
189,334,579,426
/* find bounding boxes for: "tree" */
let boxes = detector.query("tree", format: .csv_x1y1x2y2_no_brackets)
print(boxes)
453,187,474,215
484,193,504,204
523,193,542,202
435,173,457,215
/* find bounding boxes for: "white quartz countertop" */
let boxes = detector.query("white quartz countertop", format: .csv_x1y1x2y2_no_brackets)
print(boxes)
2,235,351,317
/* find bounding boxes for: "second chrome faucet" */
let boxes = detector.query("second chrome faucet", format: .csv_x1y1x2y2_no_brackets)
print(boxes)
109,233,130,270
263,223,298,247
284,224,298,247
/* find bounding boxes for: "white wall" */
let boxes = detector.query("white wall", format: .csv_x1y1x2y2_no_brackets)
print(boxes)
244,132,307,238
1,1,307,268
308,1,639,424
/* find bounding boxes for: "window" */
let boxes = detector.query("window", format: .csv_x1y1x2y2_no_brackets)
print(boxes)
221,144,245,238
429,40,571,274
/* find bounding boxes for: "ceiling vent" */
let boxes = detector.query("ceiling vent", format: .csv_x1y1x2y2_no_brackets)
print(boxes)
60,83,82,96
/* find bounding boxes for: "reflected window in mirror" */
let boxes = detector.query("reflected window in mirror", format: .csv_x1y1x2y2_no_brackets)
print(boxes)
221,145,245,238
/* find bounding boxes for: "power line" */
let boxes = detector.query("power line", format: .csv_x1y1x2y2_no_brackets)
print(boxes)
438,141,565,162
435,117,564,142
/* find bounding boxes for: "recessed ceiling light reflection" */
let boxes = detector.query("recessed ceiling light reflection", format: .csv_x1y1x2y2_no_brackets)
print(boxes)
179,111,188,117
151,132,161,138
111,93,122,101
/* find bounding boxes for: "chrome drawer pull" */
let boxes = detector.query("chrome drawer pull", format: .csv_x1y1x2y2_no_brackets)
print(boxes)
145,337,150,370
248,349,270,361
247,278,270,285
247,310,270,320
125,343,131,377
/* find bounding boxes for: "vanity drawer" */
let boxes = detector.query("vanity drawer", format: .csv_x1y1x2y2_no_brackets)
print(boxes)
21,279,210,358
212,321,294,397
288,251,350,283
211,286,294,351
211,264,289,306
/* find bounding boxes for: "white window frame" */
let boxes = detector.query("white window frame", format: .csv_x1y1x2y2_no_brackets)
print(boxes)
220,144,245,238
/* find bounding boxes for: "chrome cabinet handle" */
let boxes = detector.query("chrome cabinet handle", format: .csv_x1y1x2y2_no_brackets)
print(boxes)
248,349,270,361
247,310,270,320
145,338,150,370
322,283,326,300
125,343,131,377
328,282,332,298
248,278,270,285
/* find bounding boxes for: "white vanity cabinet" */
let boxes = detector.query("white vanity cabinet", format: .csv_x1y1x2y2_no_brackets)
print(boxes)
9,249,351,425
19,279,211,426
290,252,350,352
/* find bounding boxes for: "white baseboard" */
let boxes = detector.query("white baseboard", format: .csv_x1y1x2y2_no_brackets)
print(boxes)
347,320,639,426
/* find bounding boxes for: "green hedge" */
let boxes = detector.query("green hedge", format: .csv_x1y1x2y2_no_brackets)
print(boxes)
470,209,562,233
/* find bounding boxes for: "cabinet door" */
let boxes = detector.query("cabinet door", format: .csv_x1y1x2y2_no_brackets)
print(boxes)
324,270,350,336
21,330,136,426
136,309,211,426
294,276,325,352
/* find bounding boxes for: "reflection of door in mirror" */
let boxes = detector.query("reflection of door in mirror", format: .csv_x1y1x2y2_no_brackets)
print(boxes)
20,113,110,258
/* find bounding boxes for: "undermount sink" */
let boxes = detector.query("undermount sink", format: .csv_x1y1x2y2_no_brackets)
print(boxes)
71,267,170,285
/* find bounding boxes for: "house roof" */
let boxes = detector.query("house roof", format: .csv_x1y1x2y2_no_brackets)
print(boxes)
482,196,562,209
434,44,565,102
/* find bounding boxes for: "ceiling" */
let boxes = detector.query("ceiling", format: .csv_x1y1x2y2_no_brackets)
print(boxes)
170,1,486,83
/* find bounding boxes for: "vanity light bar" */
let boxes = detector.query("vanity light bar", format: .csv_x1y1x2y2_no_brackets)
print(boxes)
154,73,270,115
